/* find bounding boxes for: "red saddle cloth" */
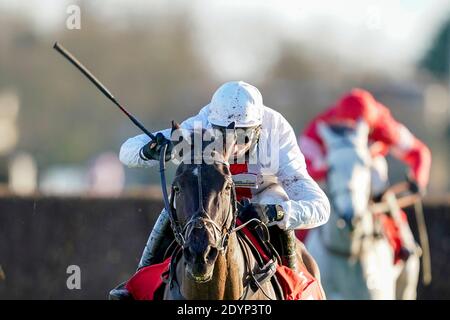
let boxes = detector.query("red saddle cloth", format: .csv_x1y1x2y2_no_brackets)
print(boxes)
125,225,324,300
238,221,324,300
125,258,171,300
377,210,409,264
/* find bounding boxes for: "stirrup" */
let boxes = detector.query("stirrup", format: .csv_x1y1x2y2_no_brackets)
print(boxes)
109,282,133,300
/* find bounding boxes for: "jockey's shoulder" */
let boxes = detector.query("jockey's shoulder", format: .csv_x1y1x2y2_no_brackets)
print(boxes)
261,105,283,117
260,105,293,128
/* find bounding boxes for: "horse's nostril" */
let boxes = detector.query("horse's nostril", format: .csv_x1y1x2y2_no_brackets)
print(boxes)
184,245,207,263
202,246,211,262
184,245,218,264
206,247,218,262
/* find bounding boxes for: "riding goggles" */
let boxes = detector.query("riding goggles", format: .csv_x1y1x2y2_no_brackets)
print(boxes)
211,124,261,146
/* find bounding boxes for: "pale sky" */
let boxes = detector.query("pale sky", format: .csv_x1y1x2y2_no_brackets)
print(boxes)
1,0,449,80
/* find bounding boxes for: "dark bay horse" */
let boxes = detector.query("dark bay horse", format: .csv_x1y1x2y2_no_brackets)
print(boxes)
162,124,323,300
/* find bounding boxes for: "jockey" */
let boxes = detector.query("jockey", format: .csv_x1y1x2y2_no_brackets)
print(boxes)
299,88,431,262
110,81,330,299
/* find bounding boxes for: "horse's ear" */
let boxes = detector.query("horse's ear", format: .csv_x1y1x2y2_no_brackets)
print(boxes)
171,120,186,147
317,121,335,146
171,120,181,133
227,121,236,130
223,122,236,160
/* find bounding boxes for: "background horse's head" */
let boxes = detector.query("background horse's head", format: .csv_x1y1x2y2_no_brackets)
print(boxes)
309,121,408,300
318,120,372,227
170,123,237,283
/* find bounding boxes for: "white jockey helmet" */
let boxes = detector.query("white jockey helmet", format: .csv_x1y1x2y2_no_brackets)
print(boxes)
208,81,264,128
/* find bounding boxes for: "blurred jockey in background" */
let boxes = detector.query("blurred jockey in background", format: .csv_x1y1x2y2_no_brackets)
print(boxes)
298,88,431,263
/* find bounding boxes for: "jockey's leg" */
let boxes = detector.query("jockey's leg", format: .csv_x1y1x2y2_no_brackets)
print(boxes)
396,246,420,300
379,214,404,263
378,208,418,263
254,183,298,270
109,208,174,300
268,226,298,270
137,208,174,269
396,210,420,260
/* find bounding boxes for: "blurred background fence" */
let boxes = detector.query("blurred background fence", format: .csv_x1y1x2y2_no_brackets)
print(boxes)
0,194,449,299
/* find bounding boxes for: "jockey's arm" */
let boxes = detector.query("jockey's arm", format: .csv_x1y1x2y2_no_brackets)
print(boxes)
118,106,209,168
372,107,432,190
274,116,331,230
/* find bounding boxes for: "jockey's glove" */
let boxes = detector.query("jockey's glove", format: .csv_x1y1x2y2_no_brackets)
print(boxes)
406,174,425,196
238,198,285,225
140,132,173,162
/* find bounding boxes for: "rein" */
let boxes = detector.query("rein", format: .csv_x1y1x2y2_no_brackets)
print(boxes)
159,143,185,245
159,145,279,299
159,144,238,253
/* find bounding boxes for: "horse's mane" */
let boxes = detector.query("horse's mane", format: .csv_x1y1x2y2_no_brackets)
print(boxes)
328,124,355,136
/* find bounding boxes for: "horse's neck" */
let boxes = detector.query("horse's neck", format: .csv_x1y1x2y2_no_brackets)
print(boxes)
321,210,355,253
178,233,244,300
321,207,375,255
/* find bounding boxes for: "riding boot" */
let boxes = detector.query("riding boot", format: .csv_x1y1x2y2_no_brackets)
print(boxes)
108,281,133,300
109,209,174,300
137,208,174,269
269,227,298,271
280,230,298,271
394,210,419,263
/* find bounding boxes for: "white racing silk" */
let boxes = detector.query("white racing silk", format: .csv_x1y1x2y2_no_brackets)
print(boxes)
119,104,330,230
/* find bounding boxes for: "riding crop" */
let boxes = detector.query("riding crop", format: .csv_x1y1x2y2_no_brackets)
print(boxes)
53,42,180,236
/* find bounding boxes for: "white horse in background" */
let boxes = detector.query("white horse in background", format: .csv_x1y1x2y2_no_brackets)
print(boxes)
305,121,420,299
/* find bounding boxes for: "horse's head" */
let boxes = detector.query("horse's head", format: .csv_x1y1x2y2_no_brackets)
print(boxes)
169,122,237,283
318,120,372,227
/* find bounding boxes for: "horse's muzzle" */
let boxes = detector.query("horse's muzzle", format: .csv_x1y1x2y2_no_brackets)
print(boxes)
183,236,219,283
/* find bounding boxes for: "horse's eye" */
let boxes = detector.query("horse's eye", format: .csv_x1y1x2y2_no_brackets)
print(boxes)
225,184,232,191
173,185,181,193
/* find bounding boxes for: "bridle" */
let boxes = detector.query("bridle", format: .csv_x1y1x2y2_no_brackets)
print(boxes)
320,139,375,259
159,143,239,254
325,137,372,221
159,142,280,300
